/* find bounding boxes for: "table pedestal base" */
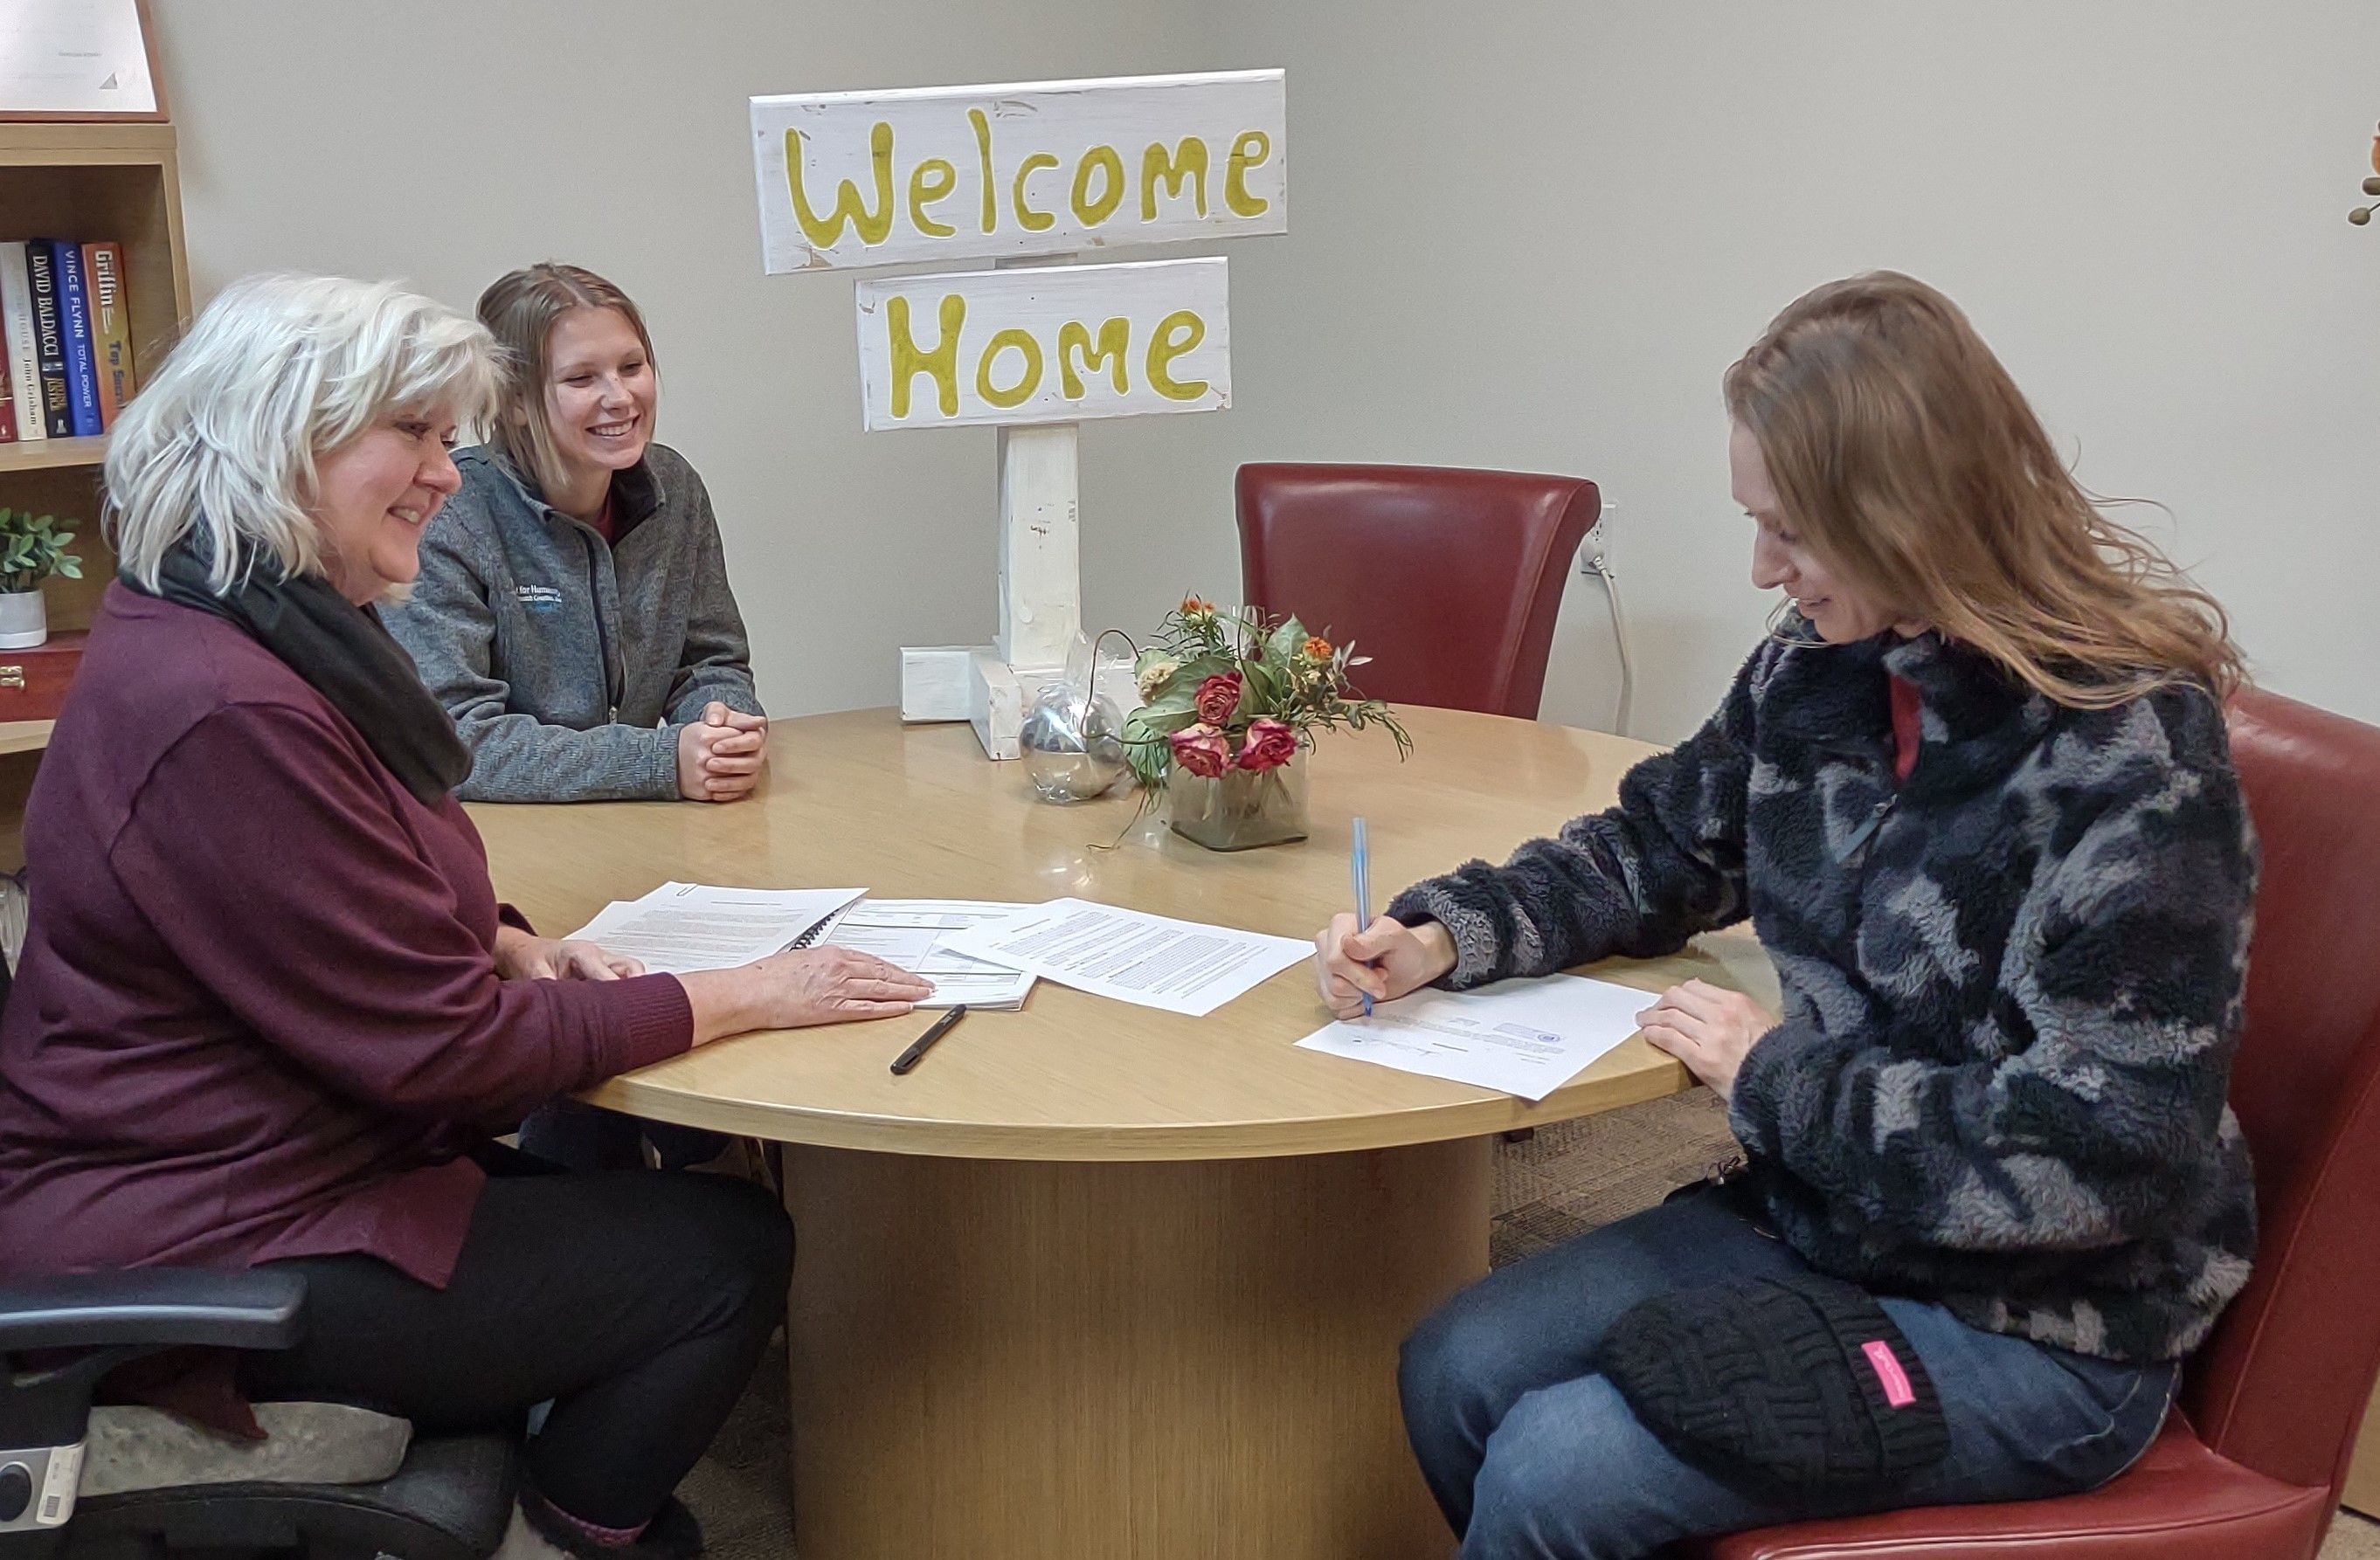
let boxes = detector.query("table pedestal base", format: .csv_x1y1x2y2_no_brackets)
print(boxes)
782,1139,1491,1559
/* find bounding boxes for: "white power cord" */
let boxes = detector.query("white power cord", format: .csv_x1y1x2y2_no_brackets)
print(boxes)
1579,508,1636,736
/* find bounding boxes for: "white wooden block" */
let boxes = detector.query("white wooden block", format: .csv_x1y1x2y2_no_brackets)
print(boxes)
996,423,1082,670
855,258,1230,431
751,70,1286,273
970,650,1062,762
900,645,986,722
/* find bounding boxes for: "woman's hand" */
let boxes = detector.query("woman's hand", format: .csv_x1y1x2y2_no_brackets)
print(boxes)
1636,979,1775,1102
1313,914,1458,1018
494,926,645,982
677,702,770,803
679,947,935,1045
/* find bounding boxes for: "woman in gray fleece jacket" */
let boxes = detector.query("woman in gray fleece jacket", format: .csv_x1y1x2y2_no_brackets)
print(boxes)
1316,273,2257,1558
387,263,766,807
388,263,767,1172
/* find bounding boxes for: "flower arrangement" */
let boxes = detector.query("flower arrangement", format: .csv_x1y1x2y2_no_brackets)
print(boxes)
1124,597,1411,797
0,508,82,596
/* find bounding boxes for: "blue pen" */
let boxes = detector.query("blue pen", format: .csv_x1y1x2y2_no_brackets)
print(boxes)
1352,815,1374,1017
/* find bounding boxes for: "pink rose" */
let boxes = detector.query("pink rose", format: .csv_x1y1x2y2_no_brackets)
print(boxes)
1236,718,1297,771
1193,673,1243,728
1169,723,1231,779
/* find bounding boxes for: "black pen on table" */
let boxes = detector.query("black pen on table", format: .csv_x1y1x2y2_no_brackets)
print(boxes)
889,1005,968,1075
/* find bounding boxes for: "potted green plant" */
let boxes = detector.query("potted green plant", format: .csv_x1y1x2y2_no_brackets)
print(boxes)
1124,597,1411,851
0,508,84,650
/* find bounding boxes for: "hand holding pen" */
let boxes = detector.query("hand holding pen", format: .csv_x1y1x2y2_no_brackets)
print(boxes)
1311,818,1462,1021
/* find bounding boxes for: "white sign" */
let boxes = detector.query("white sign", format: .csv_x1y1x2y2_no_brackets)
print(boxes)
752,70,1287,273
0,0,157,116
855,258,1230,431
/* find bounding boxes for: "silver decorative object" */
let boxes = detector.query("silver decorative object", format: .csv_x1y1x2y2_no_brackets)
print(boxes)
1020,630,1134,804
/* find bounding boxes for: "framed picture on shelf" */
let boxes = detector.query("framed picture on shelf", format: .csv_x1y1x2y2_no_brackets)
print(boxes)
0,0,163,121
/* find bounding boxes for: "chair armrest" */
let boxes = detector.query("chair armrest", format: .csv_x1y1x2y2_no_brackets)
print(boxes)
0,1269,305,1353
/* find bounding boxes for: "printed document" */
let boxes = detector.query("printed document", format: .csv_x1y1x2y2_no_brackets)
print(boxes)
820,899,1039,1009
1295,975,1651,1101
943,897,1310,1018
567,882,866,975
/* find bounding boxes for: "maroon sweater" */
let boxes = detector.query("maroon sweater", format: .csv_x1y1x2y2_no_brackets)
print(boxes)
0,584,693,1286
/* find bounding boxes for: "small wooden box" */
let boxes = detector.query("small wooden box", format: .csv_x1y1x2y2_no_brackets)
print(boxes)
0,630,87,722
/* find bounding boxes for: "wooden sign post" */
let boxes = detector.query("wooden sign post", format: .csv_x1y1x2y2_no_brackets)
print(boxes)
751,70,1285,757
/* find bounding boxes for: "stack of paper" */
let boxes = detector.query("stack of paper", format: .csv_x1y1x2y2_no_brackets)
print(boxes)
567,882,866,975
819,899,1039,1010
1294,975,1650,1101
943,897,1311,1018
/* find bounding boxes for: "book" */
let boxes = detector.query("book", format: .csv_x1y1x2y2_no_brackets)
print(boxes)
47,241,102,438
0,338,14,441
0,245,45,444
22,245,72,439
80,242,135,428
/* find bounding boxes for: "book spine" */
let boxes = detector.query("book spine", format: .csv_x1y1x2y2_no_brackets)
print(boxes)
0,343,14,442
24,245,73,439
80,241,136,428
49,241,103,438
0,244,45,444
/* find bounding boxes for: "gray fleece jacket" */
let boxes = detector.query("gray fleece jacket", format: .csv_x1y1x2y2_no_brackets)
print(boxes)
385,445,764,802
1390,625,2258,1363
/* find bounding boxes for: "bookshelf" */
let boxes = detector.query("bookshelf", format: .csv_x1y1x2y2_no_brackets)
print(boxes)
0,120,193,864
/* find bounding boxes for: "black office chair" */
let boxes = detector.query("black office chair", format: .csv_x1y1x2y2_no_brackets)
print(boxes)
0,956,521,1560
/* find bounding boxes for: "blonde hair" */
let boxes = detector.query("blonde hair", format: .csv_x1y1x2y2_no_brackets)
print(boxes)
1723,272,2244,708
106,273,496,594
476,263,657,498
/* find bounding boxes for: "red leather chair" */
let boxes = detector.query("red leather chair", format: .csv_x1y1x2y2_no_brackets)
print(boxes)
1705,688,2380,1560
1234,463,1601,720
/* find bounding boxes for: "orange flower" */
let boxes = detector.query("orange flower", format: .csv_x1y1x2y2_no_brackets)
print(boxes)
1302,635,1334,662
1180,595,1214,618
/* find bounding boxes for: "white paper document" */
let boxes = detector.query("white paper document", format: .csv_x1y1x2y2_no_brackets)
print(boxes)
820,899,1040,1009
942,897,1310,1018
568,882,867,975
1295,975,1651,1101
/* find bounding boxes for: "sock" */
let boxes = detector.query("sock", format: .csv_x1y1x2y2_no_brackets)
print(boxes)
523,1489,648,1550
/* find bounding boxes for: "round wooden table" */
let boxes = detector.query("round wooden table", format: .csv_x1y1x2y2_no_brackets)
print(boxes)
471,706,1776,1560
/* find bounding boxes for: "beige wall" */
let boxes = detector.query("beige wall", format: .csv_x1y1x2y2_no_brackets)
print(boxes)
156,0,1202,720
161,3,2380,739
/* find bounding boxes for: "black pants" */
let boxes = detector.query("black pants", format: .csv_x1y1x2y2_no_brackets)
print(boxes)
242,1159,792,1528
518,1099,729,1173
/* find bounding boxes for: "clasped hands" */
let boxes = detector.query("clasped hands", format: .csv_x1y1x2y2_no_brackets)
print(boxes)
1311,915,1774,1101
677,701,769,803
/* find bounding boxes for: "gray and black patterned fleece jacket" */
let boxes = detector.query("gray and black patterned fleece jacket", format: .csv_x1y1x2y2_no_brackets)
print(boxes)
385,445,763,803
1389,625,2259,1363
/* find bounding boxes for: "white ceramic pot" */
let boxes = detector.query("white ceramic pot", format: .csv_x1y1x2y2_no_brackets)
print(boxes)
0,590,48,651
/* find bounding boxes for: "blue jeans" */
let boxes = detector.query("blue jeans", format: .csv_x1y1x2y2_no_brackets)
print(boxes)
1401,1184,2176,1559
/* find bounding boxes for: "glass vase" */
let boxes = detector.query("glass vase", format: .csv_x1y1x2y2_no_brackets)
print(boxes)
1166,755,1311,852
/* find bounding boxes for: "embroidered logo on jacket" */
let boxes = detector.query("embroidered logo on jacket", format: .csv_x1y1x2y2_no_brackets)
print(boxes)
514,584,564,613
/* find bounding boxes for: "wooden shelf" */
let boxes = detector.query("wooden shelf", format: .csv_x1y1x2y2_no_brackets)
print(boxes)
0,122,177,168
0,118,186,801
0,721,54,756
0,436,106,473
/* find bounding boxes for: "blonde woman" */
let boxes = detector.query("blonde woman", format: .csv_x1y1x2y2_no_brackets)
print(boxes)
388,262,769,1170
1314,273,2257,1557
0,274,930,1560
386,262,765,809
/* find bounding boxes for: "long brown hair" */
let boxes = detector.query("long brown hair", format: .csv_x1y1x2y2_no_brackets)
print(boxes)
475,262,657,498
1723,272,2243,707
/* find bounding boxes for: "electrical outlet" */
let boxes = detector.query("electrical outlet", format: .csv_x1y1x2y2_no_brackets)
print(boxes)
1579,500,1614,570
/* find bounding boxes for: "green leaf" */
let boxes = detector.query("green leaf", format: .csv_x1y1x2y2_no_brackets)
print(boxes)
1266,615,1307,666
1240,658,1281,709
1173,652,1235,688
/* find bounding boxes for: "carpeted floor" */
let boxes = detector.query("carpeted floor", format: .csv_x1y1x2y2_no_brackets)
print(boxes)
681,1091,2380,1558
